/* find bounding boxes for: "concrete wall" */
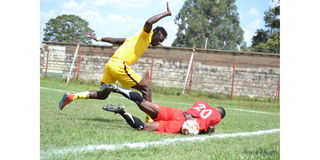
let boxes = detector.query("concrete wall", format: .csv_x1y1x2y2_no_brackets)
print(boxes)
40,42,280,99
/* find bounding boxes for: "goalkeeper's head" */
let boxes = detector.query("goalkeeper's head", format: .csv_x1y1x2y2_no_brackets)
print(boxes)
217,107,226,119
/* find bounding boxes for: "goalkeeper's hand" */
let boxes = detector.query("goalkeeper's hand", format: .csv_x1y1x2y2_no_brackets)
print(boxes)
199,126,215,134
207,126,215,134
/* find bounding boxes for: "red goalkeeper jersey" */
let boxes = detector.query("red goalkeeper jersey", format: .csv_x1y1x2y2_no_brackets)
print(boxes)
184,101,222,132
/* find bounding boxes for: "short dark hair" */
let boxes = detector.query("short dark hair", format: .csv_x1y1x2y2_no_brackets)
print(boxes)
217,107,226,119
154,26,168,37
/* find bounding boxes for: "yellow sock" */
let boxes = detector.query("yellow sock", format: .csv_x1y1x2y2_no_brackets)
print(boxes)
145,114,154,123
74,91,90,99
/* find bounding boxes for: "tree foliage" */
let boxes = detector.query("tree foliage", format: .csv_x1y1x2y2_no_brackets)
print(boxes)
43,14,94,44
264,5,280,32
251,0,280,53
251,29,269,47
172,0,244,51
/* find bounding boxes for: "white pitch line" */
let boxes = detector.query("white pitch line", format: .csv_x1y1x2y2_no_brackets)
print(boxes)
40,86,279,115
227,108,279,115
41,87,76,93
41,128,280,159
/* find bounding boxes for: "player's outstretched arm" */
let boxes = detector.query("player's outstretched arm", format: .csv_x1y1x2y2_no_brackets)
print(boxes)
143,2,172,33
87,33,125,45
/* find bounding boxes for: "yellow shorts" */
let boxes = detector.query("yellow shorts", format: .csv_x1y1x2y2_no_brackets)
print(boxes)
101,58,142,88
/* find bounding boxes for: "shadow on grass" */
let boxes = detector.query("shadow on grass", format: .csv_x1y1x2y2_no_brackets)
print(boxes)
82,117,132,130
81,117,123,123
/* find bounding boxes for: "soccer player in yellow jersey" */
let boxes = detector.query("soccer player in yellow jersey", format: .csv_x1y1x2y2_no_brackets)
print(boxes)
59,2,172,122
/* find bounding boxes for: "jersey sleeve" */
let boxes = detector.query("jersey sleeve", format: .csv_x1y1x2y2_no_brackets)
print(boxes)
140,29,153,40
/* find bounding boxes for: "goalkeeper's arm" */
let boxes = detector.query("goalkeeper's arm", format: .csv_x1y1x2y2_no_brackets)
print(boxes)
199,126,215,134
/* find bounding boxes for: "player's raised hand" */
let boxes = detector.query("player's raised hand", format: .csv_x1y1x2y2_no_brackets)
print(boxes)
87,33,97,41
166,2,172,16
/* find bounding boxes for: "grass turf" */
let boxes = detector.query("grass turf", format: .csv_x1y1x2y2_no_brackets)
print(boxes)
40,77,280,160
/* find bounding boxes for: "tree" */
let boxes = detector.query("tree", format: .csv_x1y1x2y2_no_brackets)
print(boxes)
240,41,249,52
251,29,269,47
251,0,280,53
172,0,244,51
264,5,280,33
43,14,94,44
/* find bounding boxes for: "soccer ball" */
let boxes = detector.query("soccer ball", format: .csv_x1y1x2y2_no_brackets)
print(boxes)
181,119,200,135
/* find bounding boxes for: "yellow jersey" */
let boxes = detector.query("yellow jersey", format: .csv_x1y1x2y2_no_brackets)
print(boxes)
112,29,153,65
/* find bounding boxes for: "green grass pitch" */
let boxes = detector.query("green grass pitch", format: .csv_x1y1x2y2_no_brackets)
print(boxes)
40,77,280,160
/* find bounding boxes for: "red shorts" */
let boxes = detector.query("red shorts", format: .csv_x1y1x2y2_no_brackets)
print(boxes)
153,105,185,134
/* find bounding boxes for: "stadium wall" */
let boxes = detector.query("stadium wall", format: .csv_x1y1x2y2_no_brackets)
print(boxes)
40,42,280,99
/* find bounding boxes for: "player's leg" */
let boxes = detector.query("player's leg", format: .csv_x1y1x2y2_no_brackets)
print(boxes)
139,100,160,118
144,122,160,131
119,111,159,131
103,102,184,134
132,78,154,122
114,62,153,122
59,64,116,110
102,104,159,131
102,84,160,118
114,85,156,120
132,78,152,102
59,83,113,110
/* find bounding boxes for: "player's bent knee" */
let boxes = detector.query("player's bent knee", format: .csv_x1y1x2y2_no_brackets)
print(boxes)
129,92,143,104
96,90,109,99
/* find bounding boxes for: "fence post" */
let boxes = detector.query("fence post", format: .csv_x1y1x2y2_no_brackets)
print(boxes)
275,79,280,101
231,61,236,99
66,41,80,84
150,56,154,85
45,49,50,78
182,52,195,95
188,60,194,93
75,52,82,80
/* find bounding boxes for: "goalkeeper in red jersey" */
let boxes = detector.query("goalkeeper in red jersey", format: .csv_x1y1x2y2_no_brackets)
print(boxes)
101,84,226,134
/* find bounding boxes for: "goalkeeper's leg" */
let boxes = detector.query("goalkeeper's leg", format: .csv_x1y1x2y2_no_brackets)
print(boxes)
132,79,153,122
102,84,159,119
102,104,145,130
118,111,158,131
